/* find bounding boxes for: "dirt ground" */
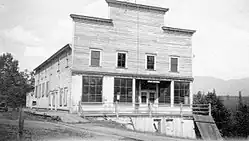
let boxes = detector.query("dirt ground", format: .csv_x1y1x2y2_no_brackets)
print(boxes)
0,111,134,141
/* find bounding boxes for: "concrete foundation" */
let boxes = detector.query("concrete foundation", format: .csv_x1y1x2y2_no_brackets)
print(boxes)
109,116,196,139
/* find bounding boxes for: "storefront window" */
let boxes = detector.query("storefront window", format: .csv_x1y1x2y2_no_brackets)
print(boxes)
114,78,132,103
158,81,171,104
174,82,190,104
82,76,103,102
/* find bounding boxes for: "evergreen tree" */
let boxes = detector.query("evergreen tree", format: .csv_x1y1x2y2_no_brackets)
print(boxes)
193,90,233,137
234,92,249,138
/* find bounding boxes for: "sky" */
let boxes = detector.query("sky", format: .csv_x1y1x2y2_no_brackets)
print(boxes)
0,0,249,80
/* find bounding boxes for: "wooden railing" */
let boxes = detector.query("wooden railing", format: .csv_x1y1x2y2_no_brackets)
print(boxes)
80,102,211,117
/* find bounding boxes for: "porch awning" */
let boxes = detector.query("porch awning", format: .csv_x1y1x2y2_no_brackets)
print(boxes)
72,70,194,82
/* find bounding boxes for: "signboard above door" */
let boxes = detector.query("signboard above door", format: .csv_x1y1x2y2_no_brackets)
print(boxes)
147,80,160,83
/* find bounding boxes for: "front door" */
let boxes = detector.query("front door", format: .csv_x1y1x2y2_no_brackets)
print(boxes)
140,90,156,104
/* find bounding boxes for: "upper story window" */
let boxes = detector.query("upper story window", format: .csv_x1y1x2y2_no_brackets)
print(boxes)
90,49,101,67
170,57,178,72
146,54,156,70
117,52,127,68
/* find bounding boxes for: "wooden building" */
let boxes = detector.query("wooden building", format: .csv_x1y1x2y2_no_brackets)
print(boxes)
30,0,196,117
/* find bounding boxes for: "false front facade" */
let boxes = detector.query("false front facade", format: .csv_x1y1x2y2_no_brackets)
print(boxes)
31,0,195,115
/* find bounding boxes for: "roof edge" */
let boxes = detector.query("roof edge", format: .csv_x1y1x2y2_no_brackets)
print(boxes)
162,26,196,35
34,44,71,72
106,0,169,13
70,14,113,23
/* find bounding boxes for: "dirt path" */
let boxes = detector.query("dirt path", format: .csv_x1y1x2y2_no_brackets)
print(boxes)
62,122,194,141
0,118,131,141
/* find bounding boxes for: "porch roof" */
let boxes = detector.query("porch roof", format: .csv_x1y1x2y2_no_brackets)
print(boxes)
72,70,194,81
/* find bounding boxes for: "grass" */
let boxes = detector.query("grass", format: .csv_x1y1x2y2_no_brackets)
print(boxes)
0,123,91,141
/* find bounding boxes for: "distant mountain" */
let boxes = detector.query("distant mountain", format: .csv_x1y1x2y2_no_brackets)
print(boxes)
193,76,249,96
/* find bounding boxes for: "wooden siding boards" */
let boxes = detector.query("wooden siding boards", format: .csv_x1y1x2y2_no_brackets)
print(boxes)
34,46,72,109
72,0,194,81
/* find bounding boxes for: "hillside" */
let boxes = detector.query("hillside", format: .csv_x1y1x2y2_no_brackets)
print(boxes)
193,76,249,96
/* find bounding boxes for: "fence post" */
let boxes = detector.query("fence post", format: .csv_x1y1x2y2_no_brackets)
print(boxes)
149,102,152,118
180,103,183,118
18,105,24,141
208,103,211,116
180,103,183,137
115,101,119,118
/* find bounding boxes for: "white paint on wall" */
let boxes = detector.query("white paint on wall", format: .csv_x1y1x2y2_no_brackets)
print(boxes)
71,75,82,113
103,76,114,104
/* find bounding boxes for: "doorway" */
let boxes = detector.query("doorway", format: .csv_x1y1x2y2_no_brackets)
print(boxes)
140,90,156,104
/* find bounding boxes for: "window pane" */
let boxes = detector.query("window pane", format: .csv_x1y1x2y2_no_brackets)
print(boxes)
89,95,96,102
90,77,96,85
185,83,189,89
121,79,125,86
171,58,178,72
117,53,126,68
96,86,102,94
82,95,88,102
127,96,132,102
171,58,178,64
96,78,102,85
174,82,180,89
91,51,100,59
96,95,102,102
127,79,132,87
83,86,89,95
147,56,155,70
114,78,120,86
83,76,89,85
121,87,126,95
91,51,100,66
90,85,95,94
91,58,100,66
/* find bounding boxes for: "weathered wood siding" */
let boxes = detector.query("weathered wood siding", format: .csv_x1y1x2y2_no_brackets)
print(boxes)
34,48,72,109
72,4,193,78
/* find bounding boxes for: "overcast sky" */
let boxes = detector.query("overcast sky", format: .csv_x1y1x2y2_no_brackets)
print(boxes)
0,0,249,80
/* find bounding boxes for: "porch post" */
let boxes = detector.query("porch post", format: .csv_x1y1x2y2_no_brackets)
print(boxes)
170,80,174,107
132,78,136,107
189,82,193,107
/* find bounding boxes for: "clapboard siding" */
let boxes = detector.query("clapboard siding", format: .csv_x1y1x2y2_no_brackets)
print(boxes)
72,3,193,78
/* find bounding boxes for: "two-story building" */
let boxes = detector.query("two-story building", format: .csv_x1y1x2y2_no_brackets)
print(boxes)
29,0,199,138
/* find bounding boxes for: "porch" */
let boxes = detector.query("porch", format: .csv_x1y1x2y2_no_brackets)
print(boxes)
79,102,211,117
79,76,200,116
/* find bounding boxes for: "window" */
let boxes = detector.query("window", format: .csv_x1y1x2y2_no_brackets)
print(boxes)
64,87,68,106
174,82,189,104
158,81,171,104
170,57,178,72
141,92,147,103
38,84,41,98
57,59,60,72
82,76,103,102
117,52,127,68
46,81,49,97
66,57,69,68
90,49,101,67
114,78,132,103
35,86,38,98
146,55,156,70
60,88,63,107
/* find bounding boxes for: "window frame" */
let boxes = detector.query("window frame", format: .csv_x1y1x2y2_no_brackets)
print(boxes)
113,78,133,103
169,56,179,73
145,54,156,71
82,76,103,103
174,81,190,104
116,51,128,69
89,49,102,67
